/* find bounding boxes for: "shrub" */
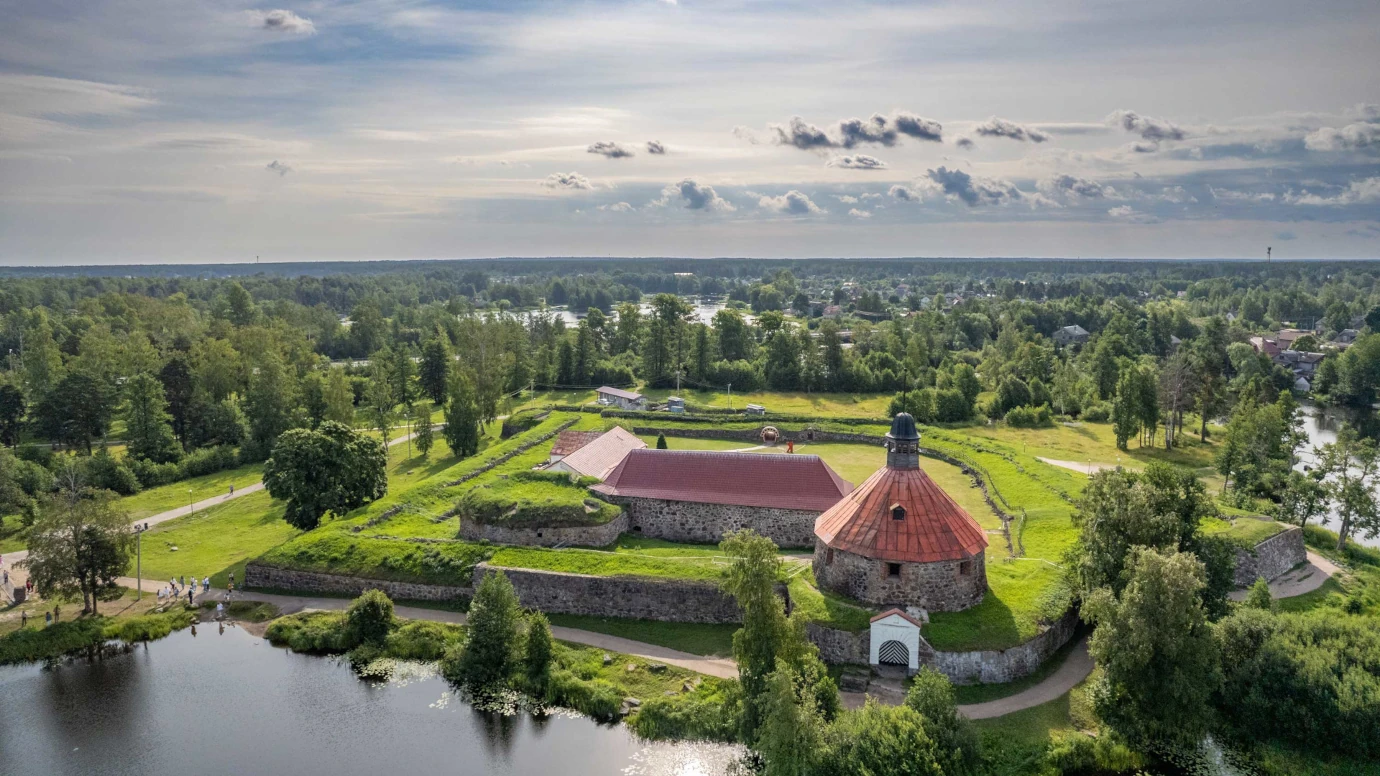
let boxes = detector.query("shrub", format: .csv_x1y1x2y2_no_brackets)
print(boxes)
1041,731,1143,775
127,457,180,488
1005,404,1054,428
85,448,141,495
104,608,195,642
1082,402,1113,422
345,589,395,647
524,611,554,683
905,667,981,775
178,445,240,479
384,620,462,661
443,570,521,687
628,681,743,742
543,669,623,722
0,618,107,665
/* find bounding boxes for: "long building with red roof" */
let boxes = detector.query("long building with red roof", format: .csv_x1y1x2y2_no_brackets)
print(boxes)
591,448,853,548
812,413,988,612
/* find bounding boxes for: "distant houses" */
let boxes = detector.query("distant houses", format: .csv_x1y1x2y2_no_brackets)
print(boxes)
1052,324,1090,346
595,386,646,411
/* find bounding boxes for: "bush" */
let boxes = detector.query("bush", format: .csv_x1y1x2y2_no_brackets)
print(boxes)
128,456,180,488
1041,731,1143,775
0,618,107,665
178,445,240,479
628,681,743,742
85,449,141,495
345,590,395,647
1082,402,1113,422
524,611,554,682
543,669,623,722
1005,404,1054,428
384,620,462,661
103,608,195,642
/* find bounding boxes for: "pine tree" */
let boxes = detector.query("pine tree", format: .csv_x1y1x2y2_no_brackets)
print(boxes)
419,336,452,405
443,372,481,459
414,403,433,459
124,372,181,463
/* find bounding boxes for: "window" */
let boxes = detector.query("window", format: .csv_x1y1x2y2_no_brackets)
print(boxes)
826,549,834,564
891,504,906,521
959,560,972,576
886,563,902,578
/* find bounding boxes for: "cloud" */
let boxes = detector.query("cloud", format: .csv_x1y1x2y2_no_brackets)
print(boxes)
834,194,859,204
1107,110,1186,142
1154,186,1197,204
1304,123,1380,152
1209,187,1275,203
848,208,871,219
925,166,1024,206
889,184,922,202
827,154,886,170
1037,174,1117,200
587,141,634,158
1107,205,1136,217
265,160,292,176
646,140,667,155
974,117,1048,143
732,125,761,144
653,178,735,211
1344,104,1380,123
543,171,593,190
758,190,825,215
250,9,316,35
955,136,975,149
599,201,634,212
768,111,942,150
1286,176,1380,206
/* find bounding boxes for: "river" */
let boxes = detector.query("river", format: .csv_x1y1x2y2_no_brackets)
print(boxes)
1295,400,1379,549
0,626,740,776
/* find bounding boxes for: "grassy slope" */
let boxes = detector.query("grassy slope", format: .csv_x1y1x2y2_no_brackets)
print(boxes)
129,490,299,588
546,613,737,657
118,463,265,521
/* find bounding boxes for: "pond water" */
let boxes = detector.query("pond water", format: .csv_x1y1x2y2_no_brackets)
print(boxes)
533,299,751,327
1294,400,1380,549
0,627,740,776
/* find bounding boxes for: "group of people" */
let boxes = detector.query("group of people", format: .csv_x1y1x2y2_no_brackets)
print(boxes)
156,575,211,604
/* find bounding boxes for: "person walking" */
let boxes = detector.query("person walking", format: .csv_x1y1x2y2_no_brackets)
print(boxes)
21,611,27,628
45,611,52,626
203,576,210,593
188,587,194,606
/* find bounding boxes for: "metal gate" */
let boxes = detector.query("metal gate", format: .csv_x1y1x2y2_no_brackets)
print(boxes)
878,639,909,666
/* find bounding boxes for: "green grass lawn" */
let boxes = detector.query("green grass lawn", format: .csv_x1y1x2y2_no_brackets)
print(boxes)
460,472,619,527
130,490,301,588
637,435,759,452
547,613,737,657
488,545,735,582
1200,515,1290,546
0,513,27,554
117,463,265,521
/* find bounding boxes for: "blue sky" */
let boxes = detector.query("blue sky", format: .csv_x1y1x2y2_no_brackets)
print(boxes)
0,0,1377,263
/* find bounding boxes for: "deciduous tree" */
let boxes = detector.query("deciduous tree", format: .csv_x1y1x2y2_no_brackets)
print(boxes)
24,490,133,614
263,420,387,530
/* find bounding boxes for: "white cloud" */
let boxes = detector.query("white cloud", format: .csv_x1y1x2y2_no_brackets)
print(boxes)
1304,123,1380,152
834,195,859,204
599,201,634,212
543,171,593,190
1286,177,1380,206
758,190,825,215
826,154,887,170
848,208,871,218
651,179,734,211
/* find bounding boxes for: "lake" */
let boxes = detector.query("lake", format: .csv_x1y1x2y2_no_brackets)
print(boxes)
1295,400,1379,549
0,626,741,776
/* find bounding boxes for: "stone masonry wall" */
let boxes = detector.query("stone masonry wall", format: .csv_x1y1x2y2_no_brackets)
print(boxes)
458,512,628,548
1233,524,1307,587
813,543,988,613
245,563,472,601
610,495,821,549
474,562,743,623
806,607,1081,685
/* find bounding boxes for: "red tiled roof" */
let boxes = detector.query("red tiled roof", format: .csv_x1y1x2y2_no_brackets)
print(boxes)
870,608,925,628
550,430,603,457
557,426,647,479
814,464,987,563
591,449,852,511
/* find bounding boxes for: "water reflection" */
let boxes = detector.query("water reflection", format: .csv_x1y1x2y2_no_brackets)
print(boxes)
0,627,738,776
1295,400,1379,549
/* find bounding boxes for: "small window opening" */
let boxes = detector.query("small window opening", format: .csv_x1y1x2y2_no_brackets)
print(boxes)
826,549,835,564
886,563,902,578
891,504,906,521
536,531,544,538
959,560,972,576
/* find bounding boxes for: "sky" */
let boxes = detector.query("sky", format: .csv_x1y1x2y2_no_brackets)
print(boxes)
1,0,1378,264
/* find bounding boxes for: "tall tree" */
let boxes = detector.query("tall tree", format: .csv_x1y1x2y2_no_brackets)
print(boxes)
418,335,452,404
713,308,753,362
1085,548,1220,746
31,372,114,453
323,367,355,425
225,282,257,326
0,383,24,447
446,570,522,687
158,355,195,446
1191,316,1229,441
366,356,396,439
24,490,133,614
301,371,328,428
413,403,433,459
443,372,481,459
123,372,181,463
262,420,388,530
241,355,296,460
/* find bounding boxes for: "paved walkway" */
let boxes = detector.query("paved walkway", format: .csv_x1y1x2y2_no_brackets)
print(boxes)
1037,457,1121,475
1229,550,1341,601
957,637,1092,719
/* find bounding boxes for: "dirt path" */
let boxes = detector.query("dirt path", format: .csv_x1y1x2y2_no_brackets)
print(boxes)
1036,457,1120,475
1229,550,1341,601
116,581,739,680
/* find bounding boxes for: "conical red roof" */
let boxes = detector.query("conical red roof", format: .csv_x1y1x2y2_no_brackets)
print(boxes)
814,464,988,563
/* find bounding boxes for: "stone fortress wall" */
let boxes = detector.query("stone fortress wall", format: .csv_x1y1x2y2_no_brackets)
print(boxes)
1232,524,1307,587
605,494,820,549
458,512,628,548
812,541,988,613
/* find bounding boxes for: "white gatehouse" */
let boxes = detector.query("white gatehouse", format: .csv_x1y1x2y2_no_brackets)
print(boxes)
869,609,924,674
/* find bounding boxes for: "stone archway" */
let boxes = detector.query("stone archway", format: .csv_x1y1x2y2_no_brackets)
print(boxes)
877,639,909,666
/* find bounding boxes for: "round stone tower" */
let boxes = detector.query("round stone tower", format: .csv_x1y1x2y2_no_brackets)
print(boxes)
811,413,989,613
